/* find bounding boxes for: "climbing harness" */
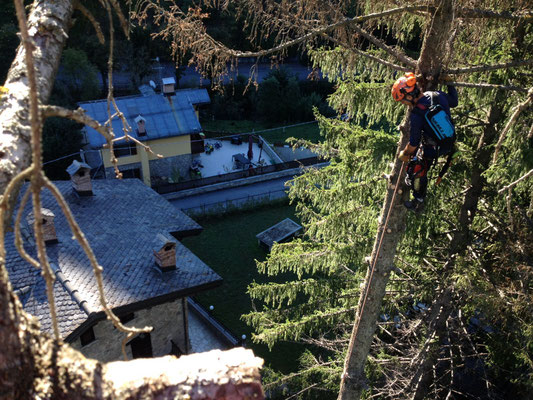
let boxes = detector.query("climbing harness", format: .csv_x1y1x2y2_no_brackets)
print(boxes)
436,148,458,185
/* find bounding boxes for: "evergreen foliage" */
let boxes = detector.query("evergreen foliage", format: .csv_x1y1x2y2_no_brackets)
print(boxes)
227,2,532,398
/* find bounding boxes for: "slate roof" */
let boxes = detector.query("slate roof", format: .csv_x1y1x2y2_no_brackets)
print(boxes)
79,88,210,149
5,179,221,340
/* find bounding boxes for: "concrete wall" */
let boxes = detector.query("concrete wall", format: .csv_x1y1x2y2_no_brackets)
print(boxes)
258,135,284,164
272,145,317,162
149,153,193,182
71,298,189,362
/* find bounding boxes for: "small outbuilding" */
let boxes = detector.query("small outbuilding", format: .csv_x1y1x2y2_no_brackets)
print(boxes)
256,218,302,251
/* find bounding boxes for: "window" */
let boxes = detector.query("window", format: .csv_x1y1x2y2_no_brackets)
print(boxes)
120,168,141,179
129,332,153,358
80,327,95,346
115,142,137,158
119,312,134,324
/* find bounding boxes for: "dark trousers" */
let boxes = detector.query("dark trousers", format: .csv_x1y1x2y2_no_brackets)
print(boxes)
406,147,435,201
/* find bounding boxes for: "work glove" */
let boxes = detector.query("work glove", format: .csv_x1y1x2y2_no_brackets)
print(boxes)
398,150,411,163
439,73,453,83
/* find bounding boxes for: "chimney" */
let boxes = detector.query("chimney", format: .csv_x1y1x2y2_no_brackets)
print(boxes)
66,160,93,196
27,208,58,244
162,77,176,95
134,115,147,136
152,234,177,272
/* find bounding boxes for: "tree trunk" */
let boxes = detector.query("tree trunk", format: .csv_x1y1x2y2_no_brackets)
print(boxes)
337,1,455,399
1,2,75,396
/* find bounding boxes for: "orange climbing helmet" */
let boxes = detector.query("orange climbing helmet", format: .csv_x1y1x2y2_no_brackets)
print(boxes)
391,72,419,102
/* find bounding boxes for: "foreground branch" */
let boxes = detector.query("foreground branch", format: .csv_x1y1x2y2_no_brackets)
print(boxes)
0,0,73,193
104,348,264,399
350,25,417,68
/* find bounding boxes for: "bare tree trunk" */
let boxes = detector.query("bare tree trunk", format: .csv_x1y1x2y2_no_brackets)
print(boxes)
1,2,74,396
338,1,455,399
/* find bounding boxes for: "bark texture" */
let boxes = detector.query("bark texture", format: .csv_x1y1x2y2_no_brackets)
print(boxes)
0,0,73,191
1,1,75,398
337,1,455,399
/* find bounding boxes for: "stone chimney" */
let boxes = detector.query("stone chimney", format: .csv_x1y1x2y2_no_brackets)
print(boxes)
162,77,176,95
152,234,177,272
66,160,93,196
27,208,58,244
134,115,147,136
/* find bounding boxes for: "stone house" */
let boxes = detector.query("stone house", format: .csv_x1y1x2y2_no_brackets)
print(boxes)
79,85,210,187
6,168,222,362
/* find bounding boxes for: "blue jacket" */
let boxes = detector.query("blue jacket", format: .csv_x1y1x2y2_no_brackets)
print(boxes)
409,85,458,158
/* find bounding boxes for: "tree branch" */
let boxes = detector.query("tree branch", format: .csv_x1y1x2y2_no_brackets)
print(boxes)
350,25,417,68
216,6,431,60
322,34,411,72
492,87,533,162
498,169,533,194
74,1,105,44
446,59,533,74
0,0,73,193
42,105,114,141
450,81,528,92
455,8,533,21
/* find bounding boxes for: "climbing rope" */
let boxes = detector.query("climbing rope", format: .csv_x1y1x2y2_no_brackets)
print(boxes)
354,161,406,331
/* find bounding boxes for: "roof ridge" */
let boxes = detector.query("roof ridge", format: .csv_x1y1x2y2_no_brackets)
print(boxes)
51,263,94,316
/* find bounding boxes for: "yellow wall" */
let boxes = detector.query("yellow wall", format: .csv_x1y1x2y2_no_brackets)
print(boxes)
146,135,191,161
101,136,191,168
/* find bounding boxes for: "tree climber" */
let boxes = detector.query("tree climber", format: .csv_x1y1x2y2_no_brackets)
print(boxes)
392,72,458,212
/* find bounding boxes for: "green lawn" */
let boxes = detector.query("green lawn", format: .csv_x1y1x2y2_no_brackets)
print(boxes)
201,119,323,144
181,203,306,373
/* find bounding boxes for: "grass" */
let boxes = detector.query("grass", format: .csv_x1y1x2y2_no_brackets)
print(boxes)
201,119,323,144
181,203,307,373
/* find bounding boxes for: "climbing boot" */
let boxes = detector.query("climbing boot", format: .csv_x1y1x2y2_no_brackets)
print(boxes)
404,199,425,213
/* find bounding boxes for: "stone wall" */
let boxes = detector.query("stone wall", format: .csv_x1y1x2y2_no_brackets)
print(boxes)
70,298,188,362
149,153,192,182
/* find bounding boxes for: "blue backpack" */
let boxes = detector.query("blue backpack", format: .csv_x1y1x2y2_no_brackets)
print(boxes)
418,92,456,149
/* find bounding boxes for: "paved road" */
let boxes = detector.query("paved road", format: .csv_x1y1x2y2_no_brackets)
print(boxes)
169,176,292,213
